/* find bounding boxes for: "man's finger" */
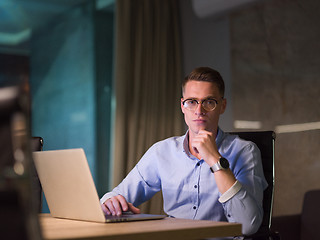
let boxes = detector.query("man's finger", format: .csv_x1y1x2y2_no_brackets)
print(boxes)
101,202,111,215
104,199,116,216
116,195,130,212
114,197,125,216
128,202,141,214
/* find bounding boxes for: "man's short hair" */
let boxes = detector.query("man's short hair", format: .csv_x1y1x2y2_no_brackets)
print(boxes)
182,67,225,97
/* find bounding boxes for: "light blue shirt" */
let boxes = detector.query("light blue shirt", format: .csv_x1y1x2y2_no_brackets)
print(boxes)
101,128,268,235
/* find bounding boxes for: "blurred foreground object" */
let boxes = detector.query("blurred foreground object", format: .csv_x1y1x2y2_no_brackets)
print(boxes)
0,83,42,240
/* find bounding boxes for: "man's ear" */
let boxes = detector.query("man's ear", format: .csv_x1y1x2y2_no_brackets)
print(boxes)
220,98,227,114
181,98,185,114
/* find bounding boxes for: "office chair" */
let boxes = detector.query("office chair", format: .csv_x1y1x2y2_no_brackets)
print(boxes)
229,131,280,240
31,136,44,212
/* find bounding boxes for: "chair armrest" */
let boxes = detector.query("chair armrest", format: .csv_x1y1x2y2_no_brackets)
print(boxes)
271,214,301,240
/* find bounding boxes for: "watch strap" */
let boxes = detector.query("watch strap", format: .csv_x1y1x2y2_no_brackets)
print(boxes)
210,161,222,173
210,157,229,173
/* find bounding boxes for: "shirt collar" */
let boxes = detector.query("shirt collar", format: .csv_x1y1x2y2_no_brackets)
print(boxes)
182,131,190,156
216,127,224,148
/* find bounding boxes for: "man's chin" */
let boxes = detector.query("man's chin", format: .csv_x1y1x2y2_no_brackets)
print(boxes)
192,126,207,134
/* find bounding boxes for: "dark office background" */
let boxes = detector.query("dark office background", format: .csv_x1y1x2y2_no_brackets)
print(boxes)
0,0,319,217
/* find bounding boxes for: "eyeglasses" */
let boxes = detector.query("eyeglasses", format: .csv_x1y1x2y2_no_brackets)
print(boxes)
182,98,219,112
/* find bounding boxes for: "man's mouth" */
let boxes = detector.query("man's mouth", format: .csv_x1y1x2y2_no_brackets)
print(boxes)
193,119,206,124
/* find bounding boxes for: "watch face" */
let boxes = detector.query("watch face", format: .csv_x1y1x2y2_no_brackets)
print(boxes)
220,157,229,169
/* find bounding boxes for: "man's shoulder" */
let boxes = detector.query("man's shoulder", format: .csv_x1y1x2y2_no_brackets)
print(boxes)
142,134,185,158
222,132,258,152
153,135,185,147
220,132,261,167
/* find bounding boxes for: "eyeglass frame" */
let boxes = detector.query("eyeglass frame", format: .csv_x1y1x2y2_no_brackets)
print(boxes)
181,97,222,112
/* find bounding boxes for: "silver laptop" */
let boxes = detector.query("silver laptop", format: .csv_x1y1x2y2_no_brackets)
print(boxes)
33,148,166,223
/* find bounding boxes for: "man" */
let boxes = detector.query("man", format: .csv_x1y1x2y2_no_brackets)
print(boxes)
100,67,267,235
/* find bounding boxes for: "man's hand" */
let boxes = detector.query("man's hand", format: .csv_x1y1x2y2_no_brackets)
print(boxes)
191,129,236,194
191,129,220,166
101,195,141,216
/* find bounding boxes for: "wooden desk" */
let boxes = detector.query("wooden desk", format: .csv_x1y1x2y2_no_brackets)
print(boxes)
39,214,242,240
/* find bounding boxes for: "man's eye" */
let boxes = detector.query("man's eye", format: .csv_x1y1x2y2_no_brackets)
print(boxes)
205,99,216,105
187,100,197,105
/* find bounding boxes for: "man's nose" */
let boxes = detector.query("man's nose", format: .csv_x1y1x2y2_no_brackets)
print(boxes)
195,103,206,115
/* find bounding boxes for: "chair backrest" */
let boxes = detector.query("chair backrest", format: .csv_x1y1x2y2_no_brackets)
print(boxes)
229,131,276,234
301,189,320,240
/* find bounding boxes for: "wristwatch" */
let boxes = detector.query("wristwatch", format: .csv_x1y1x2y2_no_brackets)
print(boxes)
210,157,229,173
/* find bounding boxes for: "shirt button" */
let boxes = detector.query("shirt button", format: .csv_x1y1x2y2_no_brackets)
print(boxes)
196,162,200,166
193,206,197,210
194,185,197,188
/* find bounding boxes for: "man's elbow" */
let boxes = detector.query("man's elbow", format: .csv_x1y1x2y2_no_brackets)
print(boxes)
241,214,263,236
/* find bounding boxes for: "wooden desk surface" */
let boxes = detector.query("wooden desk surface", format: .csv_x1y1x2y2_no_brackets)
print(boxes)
39,214,242,240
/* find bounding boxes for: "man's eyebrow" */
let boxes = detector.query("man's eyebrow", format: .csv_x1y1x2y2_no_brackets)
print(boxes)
184,96,218,100
205,96,218,99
